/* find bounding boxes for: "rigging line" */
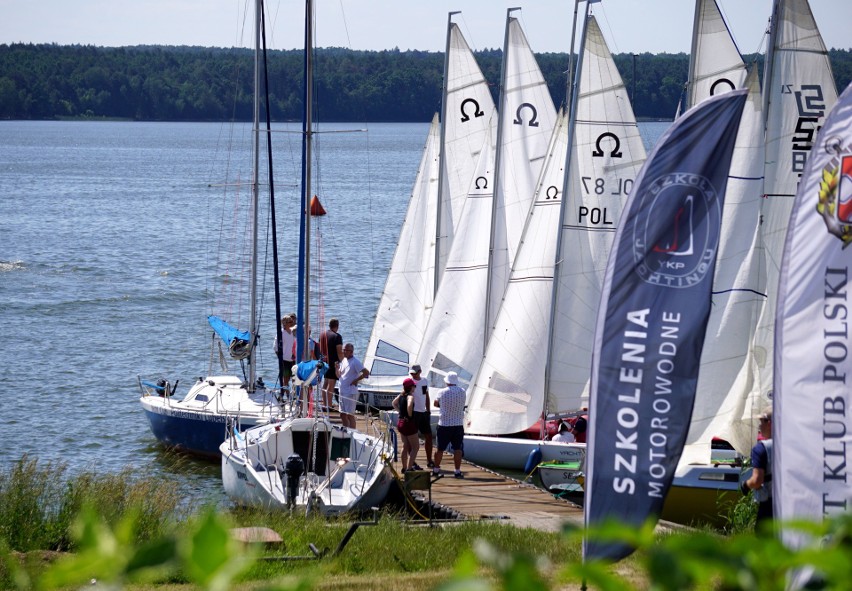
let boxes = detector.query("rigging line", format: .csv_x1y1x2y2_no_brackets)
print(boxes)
336,0,354,48
595,2,620,56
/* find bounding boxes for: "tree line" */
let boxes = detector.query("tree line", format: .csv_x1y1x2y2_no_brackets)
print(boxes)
1,43,850,122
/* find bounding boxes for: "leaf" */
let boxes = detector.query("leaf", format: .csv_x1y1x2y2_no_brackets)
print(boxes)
178,509,253,591
123,537,179,581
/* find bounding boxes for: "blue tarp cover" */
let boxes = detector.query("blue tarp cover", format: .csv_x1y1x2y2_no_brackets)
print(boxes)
207,315,251,346
296,360,326,385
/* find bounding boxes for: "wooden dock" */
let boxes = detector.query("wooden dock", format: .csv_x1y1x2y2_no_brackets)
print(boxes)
353,412,584,532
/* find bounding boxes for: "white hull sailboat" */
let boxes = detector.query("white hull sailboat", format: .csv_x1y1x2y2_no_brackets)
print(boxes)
662,0,764,516
362,14,497,404
221,417,393,516
416,9,557,394
665,0,838,525
463,4,646,471
221,0,394,515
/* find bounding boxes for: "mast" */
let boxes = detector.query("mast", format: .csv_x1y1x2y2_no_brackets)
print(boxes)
433,11,460,296
296,0,314,362
761,0,780,132
685,0,702,109
565,0,581,108
483,7,519,351
542,0,593,415
260,0,285,390
247,0,262,391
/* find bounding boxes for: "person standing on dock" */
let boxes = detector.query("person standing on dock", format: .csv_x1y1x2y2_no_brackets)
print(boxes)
409,364,434,468
320,318,343,411
393,378,420,472
336,342,368,429
743,407,774,527
432,371,466,478
273,314,297,387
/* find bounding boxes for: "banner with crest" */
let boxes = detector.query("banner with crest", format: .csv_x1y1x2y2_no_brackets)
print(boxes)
774,81,852,551
584,90,747,562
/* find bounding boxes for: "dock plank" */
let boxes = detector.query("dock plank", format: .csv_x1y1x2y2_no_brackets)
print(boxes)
348,413,584,532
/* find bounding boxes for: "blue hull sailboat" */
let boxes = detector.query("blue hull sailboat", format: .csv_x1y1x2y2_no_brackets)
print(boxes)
139,0,290,458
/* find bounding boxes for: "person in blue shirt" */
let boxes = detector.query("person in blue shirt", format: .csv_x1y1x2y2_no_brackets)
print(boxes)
743,407,773,526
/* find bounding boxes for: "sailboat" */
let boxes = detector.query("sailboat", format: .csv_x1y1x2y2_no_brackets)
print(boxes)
652,0,837,527
220,0,394,515
138,0,289,459
416,9,557,394
462,2,647,470
749,0,837,429
361,14,496,405
654,0,766,525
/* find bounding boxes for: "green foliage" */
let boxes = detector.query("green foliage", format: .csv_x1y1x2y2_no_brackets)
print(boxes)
2,43,850,122
0,506,252,591
0,455,183,553
3,453,852,590
722,490,758,535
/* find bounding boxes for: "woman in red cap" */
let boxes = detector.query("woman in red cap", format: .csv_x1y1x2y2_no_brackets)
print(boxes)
393,378,421,472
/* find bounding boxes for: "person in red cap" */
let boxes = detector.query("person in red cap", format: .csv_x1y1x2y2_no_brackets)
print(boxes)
393,378,420,472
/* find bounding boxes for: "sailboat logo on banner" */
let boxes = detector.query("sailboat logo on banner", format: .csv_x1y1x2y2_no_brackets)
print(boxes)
816,142,852,246
632,173,720,287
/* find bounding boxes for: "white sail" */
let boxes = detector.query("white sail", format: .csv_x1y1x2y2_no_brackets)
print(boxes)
362,115,440,392
751,0,837,416
686,0,748,106
439,22,499,278
416,127,496,386
542,15,647,419
467,16,646,434
671,0,765,463
417,13,555,387
466,111,569,433
682,66,766,463
485,14,558,334
363,20,495,392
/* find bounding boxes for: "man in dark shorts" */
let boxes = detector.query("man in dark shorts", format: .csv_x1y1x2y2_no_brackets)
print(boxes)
409,364,433,468
319,318,343,411
432,371,466,478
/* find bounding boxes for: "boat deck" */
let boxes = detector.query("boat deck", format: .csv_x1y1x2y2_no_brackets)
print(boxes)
351,413,584,531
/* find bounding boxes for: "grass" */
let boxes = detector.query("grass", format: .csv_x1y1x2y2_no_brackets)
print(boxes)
0,455,595,589
7,454,817,591
0,455,185,553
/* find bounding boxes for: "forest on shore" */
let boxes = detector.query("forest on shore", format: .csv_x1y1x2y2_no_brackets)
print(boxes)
1,43,851,122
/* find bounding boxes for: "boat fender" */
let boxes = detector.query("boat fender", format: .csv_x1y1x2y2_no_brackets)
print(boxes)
524,447,543,475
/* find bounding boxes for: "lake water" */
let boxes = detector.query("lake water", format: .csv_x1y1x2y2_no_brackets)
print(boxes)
0,119,670,504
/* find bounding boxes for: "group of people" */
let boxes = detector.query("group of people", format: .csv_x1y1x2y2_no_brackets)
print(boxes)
393,365,466,479
274,315,369,429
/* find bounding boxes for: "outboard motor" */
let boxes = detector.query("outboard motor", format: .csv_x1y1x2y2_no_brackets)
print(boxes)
284,454,305,508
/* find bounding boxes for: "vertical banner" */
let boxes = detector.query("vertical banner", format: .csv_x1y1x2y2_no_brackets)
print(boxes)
775,82,852,551
584,90,747,562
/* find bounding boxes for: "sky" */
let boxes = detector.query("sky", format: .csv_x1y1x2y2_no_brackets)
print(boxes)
1,0,850,55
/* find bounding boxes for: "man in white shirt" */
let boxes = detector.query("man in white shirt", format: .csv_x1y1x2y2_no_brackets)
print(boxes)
335,343,369,429
432,371,466,478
